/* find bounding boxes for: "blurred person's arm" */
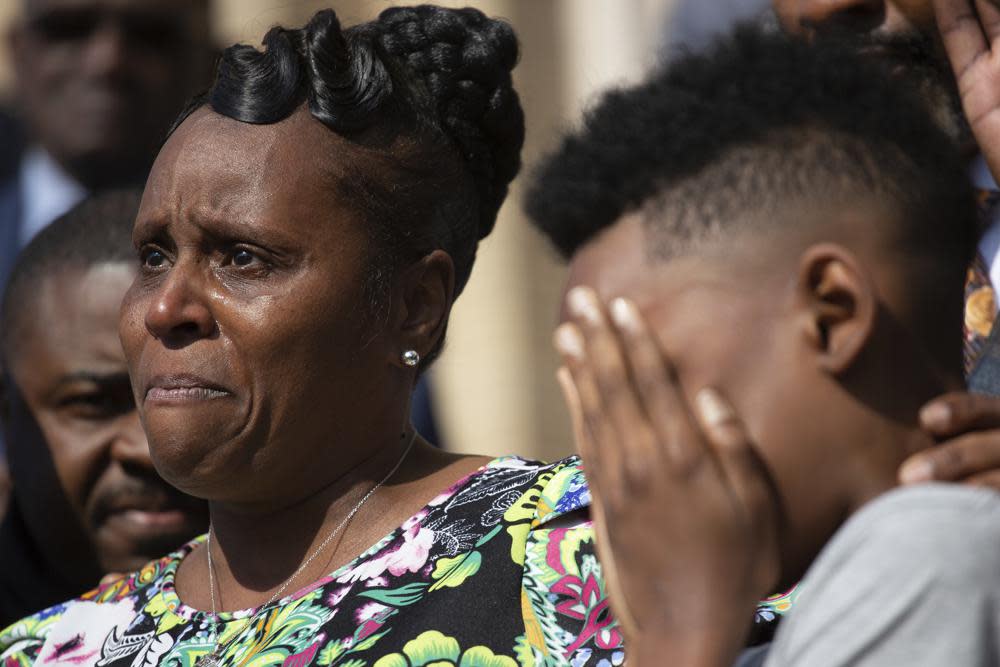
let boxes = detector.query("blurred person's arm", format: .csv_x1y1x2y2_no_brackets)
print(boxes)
934,0,1000,180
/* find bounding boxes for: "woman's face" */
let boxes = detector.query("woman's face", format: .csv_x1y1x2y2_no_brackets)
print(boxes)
120,107,403,504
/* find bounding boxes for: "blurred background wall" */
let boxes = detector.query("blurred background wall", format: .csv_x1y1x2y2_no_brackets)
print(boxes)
0,1,685,462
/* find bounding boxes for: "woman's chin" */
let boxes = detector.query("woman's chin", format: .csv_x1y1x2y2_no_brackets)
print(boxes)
145,422,253,495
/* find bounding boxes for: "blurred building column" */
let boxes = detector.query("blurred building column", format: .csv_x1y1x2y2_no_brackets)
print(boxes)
431,0,675,461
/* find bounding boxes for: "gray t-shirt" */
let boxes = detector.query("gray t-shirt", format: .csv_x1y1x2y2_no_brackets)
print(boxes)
763,484,1000,666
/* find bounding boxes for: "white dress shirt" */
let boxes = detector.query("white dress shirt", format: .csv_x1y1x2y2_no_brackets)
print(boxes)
17,147,86,248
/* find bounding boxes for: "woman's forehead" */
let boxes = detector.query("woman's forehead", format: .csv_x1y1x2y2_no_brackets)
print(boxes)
140,108,351,231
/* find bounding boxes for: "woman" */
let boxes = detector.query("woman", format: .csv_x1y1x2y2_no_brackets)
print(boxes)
0,6,622,667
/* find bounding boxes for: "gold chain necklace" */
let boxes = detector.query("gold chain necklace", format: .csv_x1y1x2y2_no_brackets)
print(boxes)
195,432,417,667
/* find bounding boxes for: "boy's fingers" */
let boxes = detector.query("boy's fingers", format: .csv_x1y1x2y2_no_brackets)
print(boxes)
557,362,642,635
557,365,591,458
920,392,1000,436
589,496,642,639
557,366,609,494
555,323,627,506
567,288,663,485
694,387,780,593
607,296,704,473
694,388,778,533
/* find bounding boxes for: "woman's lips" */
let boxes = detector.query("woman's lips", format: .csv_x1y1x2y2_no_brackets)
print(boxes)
143,373,231,403
145,386,229,402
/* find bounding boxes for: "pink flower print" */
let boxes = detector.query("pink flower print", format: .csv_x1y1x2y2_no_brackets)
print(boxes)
401,511,428,531
355,602,391,642
552,572,623,656
37,601,136,665
281,639,321,667
365,576,388,588
356,602,390,624
384,524,433,576
326,584,352,607
338,524,434,583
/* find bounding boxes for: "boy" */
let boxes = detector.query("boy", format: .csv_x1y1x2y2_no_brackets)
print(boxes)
528,26,1000,666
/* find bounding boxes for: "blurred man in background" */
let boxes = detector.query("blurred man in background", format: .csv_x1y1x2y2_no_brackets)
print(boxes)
0,0,215,289
0,191,208,626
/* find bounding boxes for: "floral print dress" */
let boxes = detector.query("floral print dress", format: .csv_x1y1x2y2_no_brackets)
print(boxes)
0,457,626,667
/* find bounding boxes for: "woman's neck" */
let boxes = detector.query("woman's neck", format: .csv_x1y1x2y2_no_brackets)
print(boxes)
174,436,489,612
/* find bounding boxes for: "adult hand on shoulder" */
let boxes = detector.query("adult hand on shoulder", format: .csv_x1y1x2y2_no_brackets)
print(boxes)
901,392,1000,488
934,0,1000,178
552,286,780,667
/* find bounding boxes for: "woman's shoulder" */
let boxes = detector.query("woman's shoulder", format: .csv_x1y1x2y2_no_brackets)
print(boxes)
467,454,590,525
0,542,194,665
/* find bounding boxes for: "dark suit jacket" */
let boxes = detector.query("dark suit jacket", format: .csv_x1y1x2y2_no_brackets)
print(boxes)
0,176,20,294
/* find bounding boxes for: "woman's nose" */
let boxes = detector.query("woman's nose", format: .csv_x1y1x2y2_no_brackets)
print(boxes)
143,263,216,346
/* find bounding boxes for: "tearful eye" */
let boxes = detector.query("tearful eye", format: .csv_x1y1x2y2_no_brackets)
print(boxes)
233,249,255,266
142,249,166,268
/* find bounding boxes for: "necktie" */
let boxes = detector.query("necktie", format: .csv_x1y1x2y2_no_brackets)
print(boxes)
964,190,1000,376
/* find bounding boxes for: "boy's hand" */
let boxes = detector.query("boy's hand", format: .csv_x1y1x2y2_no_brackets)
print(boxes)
901,392,1000,487
553,287,780,666
934,0,1000,180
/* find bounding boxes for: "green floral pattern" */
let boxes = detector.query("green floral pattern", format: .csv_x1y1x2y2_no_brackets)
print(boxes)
0,458,627,666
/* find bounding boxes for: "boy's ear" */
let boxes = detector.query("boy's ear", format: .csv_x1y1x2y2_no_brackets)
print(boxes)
391,250,455,368
796,243,876,375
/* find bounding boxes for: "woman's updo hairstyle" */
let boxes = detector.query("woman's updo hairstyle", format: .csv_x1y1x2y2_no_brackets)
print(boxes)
171,5,524,365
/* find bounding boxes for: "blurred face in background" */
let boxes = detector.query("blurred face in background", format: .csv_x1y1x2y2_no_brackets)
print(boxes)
771,0,967,143
8,0,215,189
4,262,207,574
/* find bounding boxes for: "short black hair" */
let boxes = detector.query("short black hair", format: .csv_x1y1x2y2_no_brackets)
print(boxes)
172,6,526,367
525,25,976,273
1,189,141,365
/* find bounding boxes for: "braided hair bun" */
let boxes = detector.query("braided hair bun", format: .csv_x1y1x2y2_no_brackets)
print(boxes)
175,5,524,299
376,6,523,241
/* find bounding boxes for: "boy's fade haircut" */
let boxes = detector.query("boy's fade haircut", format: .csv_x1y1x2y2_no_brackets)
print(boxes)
525,25,977,275
1,189,142,367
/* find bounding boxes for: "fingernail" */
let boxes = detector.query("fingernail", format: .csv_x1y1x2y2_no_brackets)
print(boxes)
899,457,934,484
919,402,951,430
695,387,734,427
567,286,602,325
554,323,585,360
610,297,641,333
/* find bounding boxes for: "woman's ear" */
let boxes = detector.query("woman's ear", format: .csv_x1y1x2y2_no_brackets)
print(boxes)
796,243,877,375
391,250,455,368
